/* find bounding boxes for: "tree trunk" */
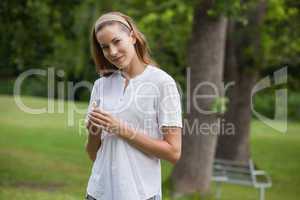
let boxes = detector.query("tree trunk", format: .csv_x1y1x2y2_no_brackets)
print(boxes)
171,0,227,196
216,0,267,162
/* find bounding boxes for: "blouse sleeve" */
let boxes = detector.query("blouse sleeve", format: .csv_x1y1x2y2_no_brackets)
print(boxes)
157,79,183,130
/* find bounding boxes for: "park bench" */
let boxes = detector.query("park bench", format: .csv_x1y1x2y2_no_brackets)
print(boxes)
212,158,272,200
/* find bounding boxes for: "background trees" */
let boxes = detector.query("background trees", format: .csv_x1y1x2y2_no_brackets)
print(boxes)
1,0,298,101
216,0,267,162
171,0,227,196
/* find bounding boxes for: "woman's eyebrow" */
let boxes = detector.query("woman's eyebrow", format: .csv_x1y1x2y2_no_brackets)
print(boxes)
111,37,120,42
100,37,120,46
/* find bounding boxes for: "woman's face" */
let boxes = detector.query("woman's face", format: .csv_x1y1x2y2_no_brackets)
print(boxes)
96,23,136,70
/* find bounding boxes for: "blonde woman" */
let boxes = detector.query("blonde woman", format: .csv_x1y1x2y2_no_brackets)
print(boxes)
85,11,182,200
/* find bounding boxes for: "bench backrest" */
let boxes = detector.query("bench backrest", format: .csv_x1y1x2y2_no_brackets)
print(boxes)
213,159,254,186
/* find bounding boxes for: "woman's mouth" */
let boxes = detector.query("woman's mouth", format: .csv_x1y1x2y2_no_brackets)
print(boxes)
113,56,124,63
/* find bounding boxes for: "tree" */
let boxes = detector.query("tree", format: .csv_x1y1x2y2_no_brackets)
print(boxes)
215,0,300,162
216,0,267,162
170,0,227,196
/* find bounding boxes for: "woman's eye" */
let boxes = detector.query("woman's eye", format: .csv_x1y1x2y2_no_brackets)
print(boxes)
114,40,121,44
101,46,108,50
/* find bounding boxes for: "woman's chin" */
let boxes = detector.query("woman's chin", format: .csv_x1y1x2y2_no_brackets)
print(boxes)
115,64,126,70
115,61,129,70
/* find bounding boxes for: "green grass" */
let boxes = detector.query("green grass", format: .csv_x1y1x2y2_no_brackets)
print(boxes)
0,95,299,199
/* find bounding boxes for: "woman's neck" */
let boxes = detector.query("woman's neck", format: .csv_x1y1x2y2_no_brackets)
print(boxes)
122,56,146,79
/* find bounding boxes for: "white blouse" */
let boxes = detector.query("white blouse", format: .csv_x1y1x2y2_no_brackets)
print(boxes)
86,65,182,200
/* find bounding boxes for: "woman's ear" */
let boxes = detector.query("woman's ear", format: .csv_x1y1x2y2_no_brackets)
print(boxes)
130,31,137,45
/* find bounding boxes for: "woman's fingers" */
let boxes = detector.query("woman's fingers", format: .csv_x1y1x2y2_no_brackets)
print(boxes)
89,108,121,134
90,110,110,123
89,115,106,127
93,108,110,116
89,115,112,132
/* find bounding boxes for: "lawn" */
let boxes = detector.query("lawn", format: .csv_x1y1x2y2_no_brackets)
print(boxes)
0,95,299,200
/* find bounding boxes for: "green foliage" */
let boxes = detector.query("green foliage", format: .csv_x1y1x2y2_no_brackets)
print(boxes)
262,0,300,66
0,0,195,100
0,79,14,95
211,97,228,114
0,0,299,101
207,0,247,21
0,0,83,74
253,91,300,120
0,0,50,73
136,2,193,86
21,76,48,97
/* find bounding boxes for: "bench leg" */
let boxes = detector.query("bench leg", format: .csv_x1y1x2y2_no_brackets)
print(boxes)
259,187,265,200
216,182,222,200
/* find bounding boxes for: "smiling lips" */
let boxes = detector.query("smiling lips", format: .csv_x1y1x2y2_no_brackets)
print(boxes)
113,56,124,63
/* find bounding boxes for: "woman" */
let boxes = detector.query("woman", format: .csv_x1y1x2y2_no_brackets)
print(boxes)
85,11,182,200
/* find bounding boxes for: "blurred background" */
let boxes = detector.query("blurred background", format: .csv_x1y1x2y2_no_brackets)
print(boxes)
0,0,299,199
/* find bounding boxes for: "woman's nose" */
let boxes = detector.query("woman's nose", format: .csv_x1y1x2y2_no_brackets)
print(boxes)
109,45,118,57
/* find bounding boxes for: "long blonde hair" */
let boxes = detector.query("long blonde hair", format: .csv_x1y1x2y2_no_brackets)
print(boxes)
91,11,156,76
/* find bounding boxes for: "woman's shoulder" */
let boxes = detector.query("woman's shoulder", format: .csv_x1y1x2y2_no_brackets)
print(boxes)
147,65,176,84
92,75,109,89
93,70,119,85
93,76,104,86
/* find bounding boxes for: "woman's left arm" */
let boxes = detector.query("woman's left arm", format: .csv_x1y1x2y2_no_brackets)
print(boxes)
121,126,182,165
89,108,182,165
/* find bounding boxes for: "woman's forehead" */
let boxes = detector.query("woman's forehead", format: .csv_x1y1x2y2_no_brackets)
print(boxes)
96,24,126,44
